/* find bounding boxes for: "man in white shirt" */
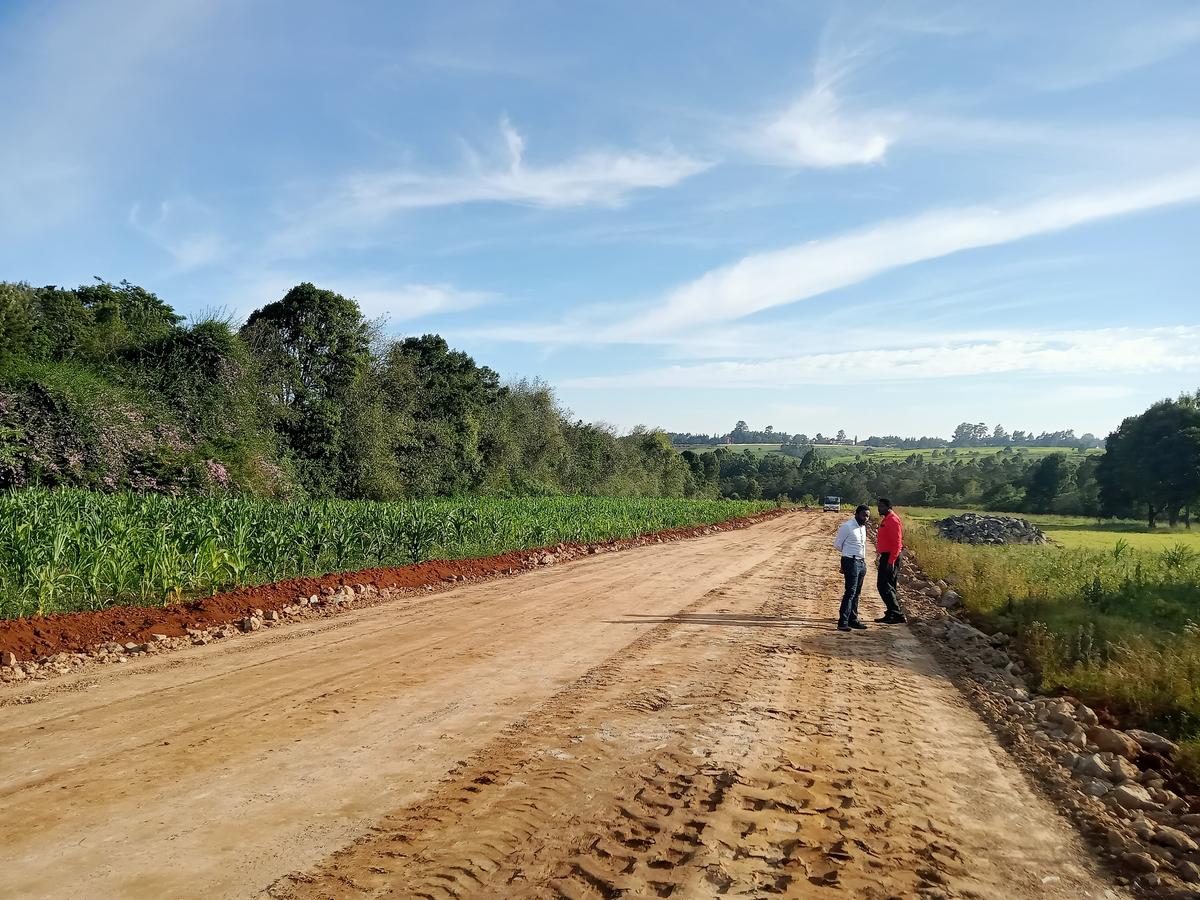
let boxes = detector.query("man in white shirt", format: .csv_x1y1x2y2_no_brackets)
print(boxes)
833,504,871,631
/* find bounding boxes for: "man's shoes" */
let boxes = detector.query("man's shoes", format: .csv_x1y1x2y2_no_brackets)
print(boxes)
849,621,868,630
836,623,852,632
875,613,907,624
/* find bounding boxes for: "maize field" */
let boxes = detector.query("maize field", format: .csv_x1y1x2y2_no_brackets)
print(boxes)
0,488,775,619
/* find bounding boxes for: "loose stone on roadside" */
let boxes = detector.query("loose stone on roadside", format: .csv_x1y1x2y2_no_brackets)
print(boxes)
1088,726,1142,759
1155,826,1200,852
896,549,1200,899
1128,729,1182,757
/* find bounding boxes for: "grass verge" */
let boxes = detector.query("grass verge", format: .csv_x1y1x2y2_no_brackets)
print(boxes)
902,509,1200,780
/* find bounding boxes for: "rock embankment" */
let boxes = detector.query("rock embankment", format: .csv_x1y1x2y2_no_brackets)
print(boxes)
901,559,1200,896
935,512,1049,545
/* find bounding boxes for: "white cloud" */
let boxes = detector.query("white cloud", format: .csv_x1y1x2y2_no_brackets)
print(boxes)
623,167,1200,337
750,82,892,167
129,199,229,271
343,282,494,323
1032,11,1200,91
562,327,1200,389
341,136,706,211
744,26,893,169
268,117,709,257
742,7,1200,171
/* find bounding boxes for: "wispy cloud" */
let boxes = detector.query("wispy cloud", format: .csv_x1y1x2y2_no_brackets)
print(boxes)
129,198,229,271
343,281,494,324
1031,10,1200,91
750,82,892,167
745,27,892,168
0,0,217,234
623,167,1200,337
268,116,709,257
744,6,1200,171
562,326,1200,389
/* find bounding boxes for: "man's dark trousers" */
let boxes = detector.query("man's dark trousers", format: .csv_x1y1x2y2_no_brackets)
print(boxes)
877,551,903,617
838,556,866,626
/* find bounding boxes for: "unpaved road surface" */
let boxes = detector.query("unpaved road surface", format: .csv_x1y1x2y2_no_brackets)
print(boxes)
1,511,1121,899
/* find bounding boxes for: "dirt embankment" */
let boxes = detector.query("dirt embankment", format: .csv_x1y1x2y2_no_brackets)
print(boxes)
0,509,785,660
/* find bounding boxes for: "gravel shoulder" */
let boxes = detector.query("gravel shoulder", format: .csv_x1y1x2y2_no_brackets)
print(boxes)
0,511,1122,899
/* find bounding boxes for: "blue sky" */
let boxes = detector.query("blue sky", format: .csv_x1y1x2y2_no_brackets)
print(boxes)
2,1,1198,439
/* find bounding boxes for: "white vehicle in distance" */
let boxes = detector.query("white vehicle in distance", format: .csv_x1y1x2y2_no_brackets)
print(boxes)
822,496,841,512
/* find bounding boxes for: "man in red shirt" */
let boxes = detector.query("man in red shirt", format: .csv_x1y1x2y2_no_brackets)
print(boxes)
874,498,907,624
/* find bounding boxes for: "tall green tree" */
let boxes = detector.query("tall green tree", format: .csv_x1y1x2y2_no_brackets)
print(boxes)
0,283,32,363
1024,453,1072,513
389,334,503,496
241,283,372,496
1098,392,1200,526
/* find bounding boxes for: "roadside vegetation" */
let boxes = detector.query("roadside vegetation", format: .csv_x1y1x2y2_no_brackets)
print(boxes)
0,280,715,501
897,391,1200,775
908,519,1200,773
0,488,774,619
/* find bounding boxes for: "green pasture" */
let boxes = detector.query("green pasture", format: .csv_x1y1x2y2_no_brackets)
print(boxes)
902,505,1200,553
674,442,783,456
818,445,1099,463
903,508,1200,778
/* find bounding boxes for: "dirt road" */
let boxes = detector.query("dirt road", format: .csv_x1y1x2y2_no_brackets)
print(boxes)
1,511,1120,899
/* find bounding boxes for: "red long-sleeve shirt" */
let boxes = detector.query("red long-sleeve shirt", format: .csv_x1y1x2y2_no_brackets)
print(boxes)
877,510,904,559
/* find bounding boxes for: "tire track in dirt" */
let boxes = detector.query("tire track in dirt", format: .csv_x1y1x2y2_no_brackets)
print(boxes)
267,517,1122,900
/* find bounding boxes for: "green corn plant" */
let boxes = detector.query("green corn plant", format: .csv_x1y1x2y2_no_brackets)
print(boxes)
0,487,773,616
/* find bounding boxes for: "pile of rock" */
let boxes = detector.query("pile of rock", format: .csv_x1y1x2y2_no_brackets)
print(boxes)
1010,697,1200,889
900,568,966,611
934,513,1049,545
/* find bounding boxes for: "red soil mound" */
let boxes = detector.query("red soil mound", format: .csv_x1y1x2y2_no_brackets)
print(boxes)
0,510,785,661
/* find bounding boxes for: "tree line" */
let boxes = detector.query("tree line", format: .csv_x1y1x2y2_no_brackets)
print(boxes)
1,279,1193,522
669,421,1102,450
0,281,708,500
684,393,1199,527
681,445,1107,516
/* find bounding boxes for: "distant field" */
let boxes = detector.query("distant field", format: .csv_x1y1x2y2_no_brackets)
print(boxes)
902,505,1200,553
673,443,1096,463
674,442,789,458
818,445,1100,463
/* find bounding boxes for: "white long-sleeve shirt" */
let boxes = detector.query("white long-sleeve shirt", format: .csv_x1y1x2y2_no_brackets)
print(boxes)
833,518,868,558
